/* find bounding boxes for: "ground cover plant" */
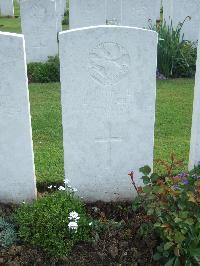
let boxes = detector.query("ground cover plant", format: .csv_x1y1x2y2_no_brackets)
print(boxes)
0,194,159,265
130,157,200,265
15,191,92,257
1,161,199,265
0,218,17,248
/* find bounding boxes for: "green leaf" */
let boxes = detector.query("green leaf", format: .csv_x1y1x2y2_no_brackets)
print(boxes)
153,252,161,261
185,259,193,266
152,185,160,193
174,232,185,244
150,173,160,183
190,248,200,257
142,176,151,185
185,218,194,225
164,242,174,251
193,256,200,265
174,257,180,266
165,257,175,266
147,208,154,215
143,185,151,193
139,165,151,175
174,217,182,223
179,211,188,219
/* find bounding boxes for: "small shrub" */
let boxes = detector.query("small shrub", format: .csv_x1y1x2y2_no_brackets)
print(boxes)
151,19,197,78
62,9,69,25
0,217,17,248
131,156,200,265
14,192,92,257
27,56,60,83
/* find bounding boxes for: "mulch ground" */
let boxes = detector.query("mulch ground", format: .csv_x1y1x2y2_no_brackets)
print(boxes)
0,201,160,266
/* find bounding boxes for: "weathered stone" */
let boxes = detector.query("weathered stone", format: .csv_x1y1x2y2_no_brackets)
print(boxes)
0,0,14,17
189,34,200,169
59,26,157,201
20,0,58,63
69,0,106,29
106,0,122,25
0,32,36,203
122,0,161,28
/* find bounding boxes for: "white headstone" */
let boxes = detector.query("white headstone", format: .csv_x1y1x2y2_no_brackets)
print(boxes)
156,0,161,20
0,32,36,203
122,0,161,29
55,0,63,32
189,36,200,169
69,0,106,29
0,0,14,17
20,0,58,63
59,26,157,201
163,0,200,42
106,0,122,25
61,0,66,15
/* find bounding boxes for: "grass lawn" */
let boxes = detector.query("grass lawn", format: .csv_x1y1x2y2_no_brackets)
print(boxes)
29,79,195,184
0,0,21,33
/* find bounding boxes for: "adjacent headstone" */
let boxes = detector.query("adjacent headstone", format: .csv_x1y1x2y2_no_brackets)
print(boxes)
106,0,122,25
55,0,63,32
69,0,106,29
156,0,161,21
0,0,14,17
20,0,58,63
0,32,36,203
121,0,161,28
163,0,200,42
59,25,158,201
189,37,200,169
61,0,66,15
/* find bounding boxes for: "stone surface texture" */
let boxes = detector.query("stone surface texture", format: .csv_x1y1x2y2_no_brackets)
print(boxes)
189,35,200,169
59,26,157,201
55,0,63,32
0,32,36,203
69,0,106,29
122,0,161,28
163,0,200,42
106,0,122,25
20,0,58,63
0,0,14,17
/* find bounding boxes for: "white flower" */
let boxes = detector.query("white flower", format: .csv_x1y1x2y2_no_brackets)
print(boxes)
68,211,80,221
89,222,93,226
58,186,65,191
48,185,52,189
68,221,78,231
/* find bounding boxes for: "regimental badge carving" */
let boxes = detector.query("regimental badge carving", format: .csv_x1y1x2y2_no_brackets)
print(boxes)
89,42,131,86
29,1,46,19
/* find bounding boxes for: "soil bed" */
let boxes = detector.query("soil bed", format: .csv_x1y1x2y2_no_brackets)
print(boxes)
0,201,159,266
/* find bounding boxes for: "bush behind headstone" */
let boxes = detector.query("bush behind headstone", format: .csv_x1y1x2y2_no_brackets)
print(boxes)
27,56,60,83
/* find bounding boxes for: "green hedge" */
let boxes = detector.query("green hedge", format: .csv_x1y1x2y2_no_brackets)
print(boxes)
27,56,60,83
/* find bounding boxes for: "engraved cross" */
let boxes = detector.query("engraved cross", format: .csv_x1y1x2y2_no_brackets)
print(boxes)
95,124,122,168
